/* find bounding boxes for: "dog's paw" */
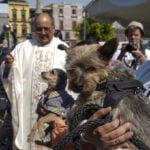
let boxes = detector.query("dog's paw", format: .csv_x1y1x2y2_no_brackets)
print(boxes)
38,129,45,140
27,133,34,142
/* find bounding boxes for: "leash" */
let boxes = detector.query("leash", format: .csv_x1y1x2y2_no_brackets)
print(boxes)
53,79,149,150
130,136,150,150
53,104,111,150
54,104,150,150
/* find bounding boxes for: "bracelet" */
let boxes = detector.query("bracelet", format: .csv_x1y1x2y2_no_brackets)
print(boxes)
79,119,89,143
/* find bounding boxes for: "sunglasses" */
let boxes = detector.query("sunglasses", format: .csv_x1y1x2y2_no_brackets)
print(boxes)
36,27,52,32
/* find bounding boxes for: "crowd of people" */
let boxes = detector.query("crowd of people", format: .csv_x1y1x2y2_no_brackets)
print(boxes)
0,12,150,150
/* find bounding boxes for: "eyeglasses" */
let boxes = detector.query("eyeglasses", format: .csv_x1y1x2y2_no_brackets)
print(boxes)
35,27,52,33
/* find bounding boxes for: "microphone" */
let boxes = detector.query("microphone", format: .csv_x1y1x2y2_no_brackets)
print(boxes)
58,44,68,50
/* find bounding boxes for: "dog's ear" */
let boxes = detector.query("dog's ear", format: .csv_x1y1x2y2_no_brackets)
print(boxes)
58,44,71,53
98,38,118,60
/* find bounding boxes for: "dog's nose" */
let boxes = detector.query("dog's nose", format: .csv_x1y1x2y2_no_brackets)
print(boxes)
41,72,45,75
75,83,83,91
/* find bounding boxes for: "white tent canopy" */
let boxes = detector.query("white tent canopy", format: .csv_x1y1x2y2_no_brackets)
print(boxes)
85,0,150,37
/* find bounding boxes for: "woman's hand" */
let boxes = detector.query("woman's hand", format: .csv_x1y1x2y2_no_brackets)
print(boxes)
83,107,133,149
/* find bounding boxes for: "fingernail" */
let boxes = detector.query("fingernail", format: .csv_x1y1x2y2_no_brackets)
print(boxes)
126,122,131,127
128,131,134,137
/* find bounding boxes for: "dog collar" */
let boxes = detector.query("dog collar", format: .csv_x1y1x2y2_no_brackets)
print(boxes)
96,79,144,108
96,79,143,92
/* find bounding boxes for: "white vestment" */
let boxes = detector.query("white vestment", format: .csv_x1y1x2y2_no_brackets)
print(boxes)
0,37,67,150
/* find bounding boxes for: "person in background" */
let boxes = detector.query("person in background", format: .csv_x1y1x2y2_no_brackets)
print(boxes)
113,21,150,70
0,24,17,64
0,12,132,150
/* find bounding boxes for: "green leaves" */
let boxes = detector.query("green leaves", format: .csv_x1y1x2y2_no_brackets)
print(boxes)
75,16,115,41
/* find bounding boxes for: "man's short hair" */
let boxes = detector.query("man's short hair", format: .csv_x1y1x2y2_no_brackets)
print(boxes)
125,21,144,36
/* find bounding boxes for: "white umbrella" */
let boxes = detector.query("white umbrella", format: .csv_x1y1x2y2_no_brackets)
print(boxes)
85,0,150,36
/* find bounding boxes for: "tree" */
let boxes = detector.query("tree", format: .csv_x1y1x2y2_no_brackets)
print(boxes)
76,16,115,41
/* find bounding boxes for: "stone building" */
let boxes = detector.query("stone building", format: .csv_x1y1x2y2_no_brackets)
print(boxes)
50,3,83,45
8,0,30,39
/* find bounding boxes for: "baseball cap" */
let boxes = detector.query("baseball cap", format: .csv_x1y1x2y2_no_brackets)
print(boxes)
125,21,144,35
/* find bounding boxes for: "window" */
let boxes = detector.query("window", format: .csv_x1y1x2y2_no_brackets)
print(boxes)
72,9,76,15
22,24,27,35
13,24,17,34
21,9,26,21
59,20,64,30
72,21,77,30
59,8,63,14
12,9,17,21
65,32,70,40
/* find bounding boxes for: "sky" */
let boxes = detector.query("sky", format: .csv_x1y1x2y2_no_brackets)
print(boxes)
25,0,91,8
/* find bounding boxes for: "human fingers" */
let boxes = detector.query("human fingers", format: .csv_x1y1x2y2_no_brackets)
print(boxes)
83,120,132,148
132,50,142,56
107,131,133,148
81,107,112,144
85,119,120,144
5,53,14,66
132,51,146,61
5,53,14,61
88,107,112,121
93,118,120,136
96,122,133,147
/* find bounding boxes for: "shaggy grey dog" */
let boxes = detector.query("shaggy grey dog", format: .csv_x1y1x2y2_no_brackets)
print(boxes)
63,38,150,150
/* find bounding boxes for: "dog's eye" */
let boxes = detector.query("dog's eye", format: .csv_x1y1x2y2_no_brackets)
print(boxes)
67,68,74,74
86,67,96,73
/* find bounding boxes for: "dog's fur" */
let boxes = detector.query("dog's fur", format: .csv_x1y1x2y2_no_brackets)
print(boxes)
27,68,74,143
63,38,150,150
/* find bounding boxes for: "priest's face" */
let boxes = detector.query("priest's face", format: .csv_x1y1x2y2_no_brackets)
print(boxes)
35,13,55,45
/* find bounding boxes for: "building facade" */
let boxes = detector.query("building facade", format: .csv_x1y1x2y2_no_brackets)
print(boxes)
8,0,30,38
0,3,9,34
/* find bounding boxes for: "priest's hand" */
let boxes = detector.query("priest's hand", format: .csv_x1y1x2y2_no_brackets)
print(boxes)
5,53,14,68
